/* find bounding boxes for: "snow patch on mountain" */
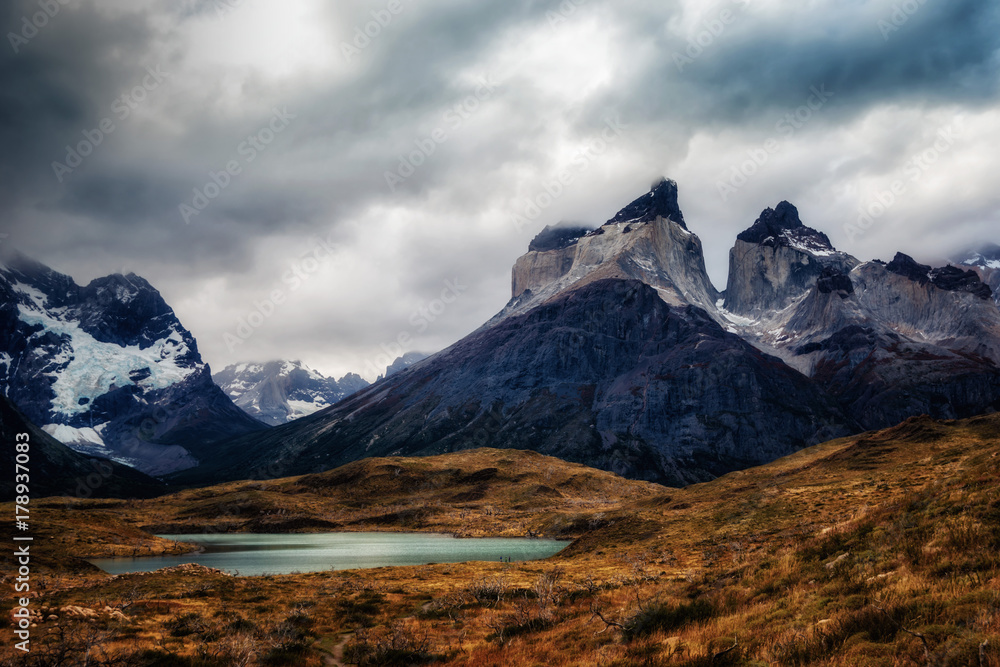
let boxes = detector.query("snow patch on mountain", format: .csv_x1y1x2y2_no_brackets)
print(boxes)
779,230,838,257
715,299,757,328
12,281,49,309
968,258,1000,270
17,303,196,418
286,398,330,419
42,424,106,448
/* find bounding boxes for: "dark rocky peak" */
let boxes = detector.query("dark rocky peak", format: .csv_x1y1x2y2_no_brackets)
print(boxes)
737,201,834,253
77,273,184,349
816,266,854,298
86,272,154,299
2,251,191,352
886,252,993,299
0,251,78,308
82,273,167,318
606,177,686,228
929,266,994,300
737,201,802,242
528,223,593,252
885,252,932,284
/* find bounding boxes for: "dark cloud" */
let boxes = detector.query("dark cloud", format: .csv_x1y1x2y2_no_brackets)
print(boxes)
1,0,998,379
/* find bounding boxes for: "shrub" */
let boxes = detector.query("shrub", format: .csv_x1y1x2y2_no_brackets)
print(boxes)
346,622,437,666
165,612,207,637
623,599,716,640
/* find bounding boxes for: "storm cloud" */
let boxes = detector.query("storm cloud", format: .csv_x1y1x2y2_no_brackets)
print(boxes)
1,0,998,379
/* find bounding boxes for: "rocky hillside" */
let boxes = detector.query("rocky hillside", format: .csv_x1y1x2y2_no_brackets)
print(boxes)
0,394,163,501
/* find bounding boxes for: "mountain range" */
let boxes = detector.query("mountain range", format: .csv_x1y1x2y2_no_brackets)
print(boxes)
169,178,1000,487
0,253,266,476
5,179,999,489
214,360,369,426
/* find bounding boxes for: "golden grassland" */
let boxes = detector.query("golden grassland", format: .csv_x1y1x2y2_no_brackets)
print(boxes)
3,415,1000,666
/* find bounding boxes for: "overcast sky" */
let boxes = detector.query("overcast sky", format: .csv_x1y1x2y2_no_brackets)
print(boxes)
1,0,998,381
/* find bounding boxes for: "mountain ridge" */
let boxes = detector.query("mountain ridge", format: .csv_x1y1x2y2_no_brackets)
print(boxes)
173,178,1000,487
0,252,267,475
214,360,369,426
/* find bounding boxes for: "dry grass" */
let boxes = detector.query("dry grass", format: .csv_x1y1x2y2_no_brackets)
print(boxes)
3,416,1000,665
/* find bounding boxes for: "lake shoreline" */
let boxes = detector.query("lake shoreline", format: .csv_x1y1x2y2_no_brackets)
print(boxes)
89,531,572,577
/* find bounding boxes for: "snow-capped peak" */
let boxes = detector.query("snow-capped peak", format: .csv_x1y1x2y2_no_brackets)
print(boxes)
214,360,370,426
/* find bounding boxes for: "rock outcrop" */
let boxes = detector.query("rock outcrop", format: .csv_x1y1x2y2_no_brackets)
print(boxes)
504,179,719,322
885,252,994,300
724,202,858,317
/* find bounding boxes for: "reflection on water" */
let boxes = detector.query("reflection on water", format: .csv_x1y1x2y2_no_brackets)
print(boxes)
89,532,569,576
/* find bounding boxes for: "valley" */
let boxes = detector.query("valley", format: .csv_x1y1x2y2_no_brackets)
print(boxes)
3,414,999,665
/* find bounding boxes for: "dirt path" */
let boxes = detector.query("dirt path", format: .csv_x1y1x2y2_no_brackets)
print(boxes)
318,602,430,664
315,633,354,666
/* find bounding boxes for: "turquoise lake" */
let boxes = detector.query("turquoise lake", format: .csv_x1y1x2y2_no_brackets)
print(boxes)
89,532,569,576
